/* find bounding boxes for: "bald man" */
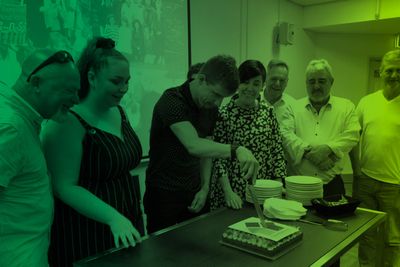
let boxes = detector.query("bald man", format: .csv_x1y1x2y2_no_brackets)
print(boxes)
0,49,80,267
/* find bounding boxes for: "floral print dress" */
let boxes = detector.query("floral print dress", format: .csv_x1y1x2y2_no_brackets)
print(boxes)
209,97,286,210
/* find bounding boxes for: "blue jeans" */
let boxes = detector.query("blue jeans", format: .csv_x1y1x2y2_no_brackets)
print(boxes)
354,173,400,267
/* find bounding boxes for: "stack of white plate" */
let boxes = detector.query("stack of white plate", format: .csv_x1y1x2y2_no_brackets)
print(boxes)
245,179,283,204
285,176,323,206
263,198,307,220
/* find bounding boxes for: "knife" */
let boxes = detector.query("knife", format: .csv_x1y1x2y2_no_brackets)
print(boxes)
298,218,348,231
247,183,268,228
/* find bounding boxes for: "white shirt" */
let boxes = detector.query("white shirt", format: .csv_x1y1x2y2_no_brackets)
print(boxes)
357,90,400,184
261,92,296,124
280,96,360,183
0,84,53,267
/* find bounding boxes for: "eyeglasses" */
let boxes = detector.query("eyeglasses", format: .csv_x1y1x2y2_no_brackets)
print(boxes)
26,50,74,82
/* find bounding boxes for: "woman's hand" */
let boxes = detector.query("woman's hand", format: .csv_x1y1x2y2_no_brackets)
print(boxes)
188,188,208,213
108,215,141,248
224,190,243,210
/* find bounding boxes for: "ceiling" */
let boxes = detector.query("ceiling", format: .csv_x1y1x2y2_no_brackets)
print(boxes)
289,0,342,6
305,17,400,34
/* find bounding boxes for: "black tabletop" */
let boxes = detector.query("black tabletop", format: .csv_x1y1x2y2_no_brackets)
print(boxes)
74,205,384,267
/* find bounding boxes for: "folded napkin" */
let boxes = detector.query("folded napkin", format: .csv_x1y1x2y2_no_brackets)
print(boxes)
263,198,307,220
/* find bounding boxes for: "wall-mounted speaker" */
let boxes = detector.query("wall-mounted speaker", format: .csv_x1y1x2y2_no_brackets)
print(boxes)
279,22,295,45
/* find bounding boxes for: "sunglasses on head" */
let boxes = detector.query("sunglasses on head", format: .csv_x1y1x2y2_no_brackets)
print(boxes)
26,50,74,82
96,38,116,49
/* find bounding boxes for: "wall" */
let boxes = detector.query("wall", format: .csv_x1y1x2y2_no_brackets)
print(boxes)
246,0,317,98
190,0,244,63
190,0,317,99
313,33,394,105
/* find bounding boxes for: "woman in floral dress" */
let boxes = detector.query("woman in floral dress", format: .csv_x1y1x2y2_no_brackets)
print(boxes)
209,59,286,210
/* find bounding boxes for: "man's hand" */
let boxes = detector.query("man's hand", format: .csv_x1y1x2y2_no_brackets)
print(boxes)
305,144,332,165
305,145,340,171
236,146,259,182
224,190,243,210
188,188,208,213
316,157,336,171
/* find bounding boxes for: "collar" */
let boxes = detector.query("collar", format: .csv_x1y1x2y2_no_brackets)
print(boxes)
392,93,400,102
231,93,259,109
261,92,285,107
0,86,43,131
304,95,333,110
381,89,400,103
180,80,199,111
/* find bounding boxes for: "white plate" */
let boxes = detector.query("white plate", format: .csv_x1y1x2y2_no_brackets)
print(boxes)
285,176,323,185
253,179,283,189
286,190,323,197
264,209,301,221
286,184,322,189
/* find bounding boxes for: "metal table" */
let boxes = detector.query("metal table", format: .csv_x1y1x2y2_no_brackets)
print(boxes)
74,206,386,267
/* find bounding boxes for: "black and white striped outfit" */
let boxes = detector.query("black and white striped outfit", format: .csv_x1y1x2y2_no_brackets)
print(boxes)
48,106,143,267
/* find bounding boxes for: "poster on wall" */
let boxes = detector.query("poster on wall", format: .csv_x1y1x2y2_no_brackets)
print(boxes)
0,0,189,157
0,2,26,46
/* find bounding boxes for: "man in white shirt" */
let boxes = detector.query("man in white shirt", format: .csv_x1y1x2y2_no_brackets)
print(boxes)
0,49,80,267
281,59,360,197
262,59,296,123
350,49,400,267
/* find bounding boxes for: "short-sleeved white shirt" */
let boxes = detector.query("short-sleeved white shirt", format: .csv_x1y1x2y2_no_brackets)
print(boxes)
356,90,400,184
0,84,53,267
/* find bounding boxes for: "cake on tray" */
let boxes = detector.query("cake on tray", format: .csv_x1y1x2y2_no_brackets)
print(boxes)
220,217,303,259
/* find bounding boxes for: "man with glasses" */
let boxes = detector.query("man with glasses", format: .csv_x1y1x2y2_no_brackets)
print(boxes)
281,59,360,199
0,49,79,267
351,49,400,267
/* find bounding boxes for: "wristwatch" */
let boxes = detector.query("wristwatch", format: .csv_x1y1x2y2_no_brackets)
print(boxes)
303,146,311,159
231,144,239,160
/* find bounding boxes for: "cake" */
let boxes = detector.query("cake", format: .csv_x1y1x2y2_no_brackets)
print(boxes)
220,217,303,259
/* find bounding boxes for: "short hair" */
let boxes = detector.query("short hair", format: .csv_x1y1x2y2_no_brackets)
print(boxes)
198,55,239,94
76,37,128,100
238,60,266,84
186,62,204,80
380,49,400,72
306,59,334,81
267,59,289,74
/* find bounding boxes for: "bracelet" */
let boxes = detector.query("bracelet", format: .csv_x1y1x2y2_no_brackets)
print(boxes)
231,144,239,160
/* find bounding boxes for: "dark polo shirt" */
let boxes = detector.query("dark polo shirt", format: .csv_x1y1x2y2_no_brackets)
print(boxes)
146,81,218,192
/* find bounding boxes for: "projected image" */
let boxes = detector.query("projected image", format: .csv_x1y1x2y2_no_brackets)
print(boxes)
0,0,189,156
